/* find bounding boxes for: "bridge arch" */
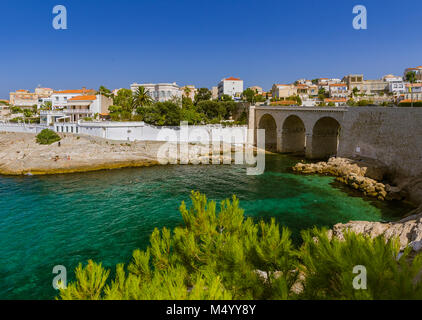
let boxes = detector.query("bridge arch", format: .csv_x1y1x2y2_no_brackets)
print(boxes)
281,115,306,154
258,113,277,152
310,117,341,159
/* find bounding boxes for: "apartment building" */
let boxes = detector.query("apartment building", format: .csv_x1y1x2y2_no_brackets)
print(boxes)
343,74,389,94
384,75,405,95
317,78,342,92
9,89,37,107
296,84,318,98
130,82,183,102
218,77,244,100
329,83,348,98
9,87,54,108
361,80,389,94
248,86,263,95
342,74,364,91
271,84,297,100
402,83,422,101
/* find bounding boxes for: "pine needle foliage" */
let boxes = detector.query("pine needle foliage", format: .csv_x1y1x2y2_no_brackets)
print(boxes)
59,191,422,300
299,228,422,300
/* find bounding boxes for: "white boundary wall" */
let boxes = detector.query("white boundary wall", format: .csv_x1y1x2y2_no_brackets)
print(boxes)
0,122,248,144
0,123,53,134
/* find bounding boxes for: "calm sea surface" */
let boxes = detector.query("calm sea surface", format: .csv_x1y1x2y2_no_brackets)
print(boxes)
0,155,411,299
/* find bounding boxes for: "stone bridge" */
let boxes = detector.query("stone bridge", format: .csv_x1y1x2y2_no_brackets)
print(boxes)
249,106,348,159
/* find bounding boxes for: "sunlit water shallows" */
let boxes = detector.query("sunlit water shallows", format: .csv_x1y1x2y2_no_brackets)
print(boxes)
0,155,412,299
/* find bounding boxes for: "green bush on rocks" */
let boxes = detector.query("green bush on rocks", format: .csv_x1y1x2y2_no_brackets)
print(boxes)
36,129,61,145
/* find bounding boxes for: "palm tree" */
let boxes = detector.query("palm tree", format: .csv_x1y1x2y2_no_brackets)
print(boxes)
406,71,417,84
133,86,153,108
97,86,112,98
184,86,192,99
406,71,417,107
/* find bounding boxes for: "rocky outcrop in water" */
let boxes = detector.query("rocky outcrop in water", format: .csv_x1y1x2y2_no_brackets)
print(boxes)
293,157,422,252
292,157,406,201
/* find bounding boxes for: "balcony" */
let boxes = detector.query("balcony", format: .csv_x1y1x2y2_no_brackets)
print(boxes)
40,110,65,116
64,109,92,114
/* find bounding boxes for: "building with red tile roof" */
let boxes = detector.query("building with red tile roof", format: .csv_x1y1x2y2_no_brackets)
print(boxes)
218,77,244,100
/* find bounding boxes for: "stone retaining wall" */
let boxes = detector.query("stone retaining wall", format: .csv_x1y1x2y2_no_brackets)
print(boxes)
337,107,422,179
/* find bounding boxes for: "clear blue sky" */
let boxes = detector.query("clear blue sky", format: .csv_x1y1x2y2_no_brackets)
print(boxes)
1,0,421,99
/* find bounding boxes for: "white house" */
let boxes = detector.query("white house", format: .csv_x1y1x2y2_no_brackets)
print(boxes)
317,78,342,92
329,84,349,98
402,83,422,101
384,75,405,94
40,94,112,124
218,77,244,100
130,82,182,103
40,88,97,109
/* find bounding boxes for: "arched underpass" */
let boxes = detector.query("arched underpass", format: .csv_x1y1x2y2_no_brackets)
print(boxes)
258,114,277,152
311,117,341,159
281,115,306,155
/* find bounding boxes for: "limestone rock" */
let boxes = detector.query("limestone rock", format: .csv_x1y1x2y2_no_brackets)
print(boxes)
293,157,392,201
333,211,422,252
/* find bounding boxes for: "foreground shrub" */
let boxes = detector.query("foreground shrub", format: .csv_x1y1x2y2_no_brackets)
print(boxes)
59,192,422,300
299,228,422,299
36,129,61,145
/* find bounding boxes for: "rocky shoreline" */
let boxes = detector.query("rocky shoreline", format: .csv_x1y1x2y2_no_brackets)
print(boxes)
292,156,422,253
0,132,235,176
330,208,422,252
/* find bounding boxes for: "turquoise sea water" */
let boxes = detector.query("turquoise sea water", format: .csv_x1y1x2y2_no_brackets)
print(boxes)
0,155,412,300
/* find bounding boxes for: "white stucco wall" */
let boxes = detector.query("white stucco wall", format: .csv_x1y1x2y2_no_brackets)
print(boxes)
0,122,248,144
73,122,247,143
0,123,53,134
